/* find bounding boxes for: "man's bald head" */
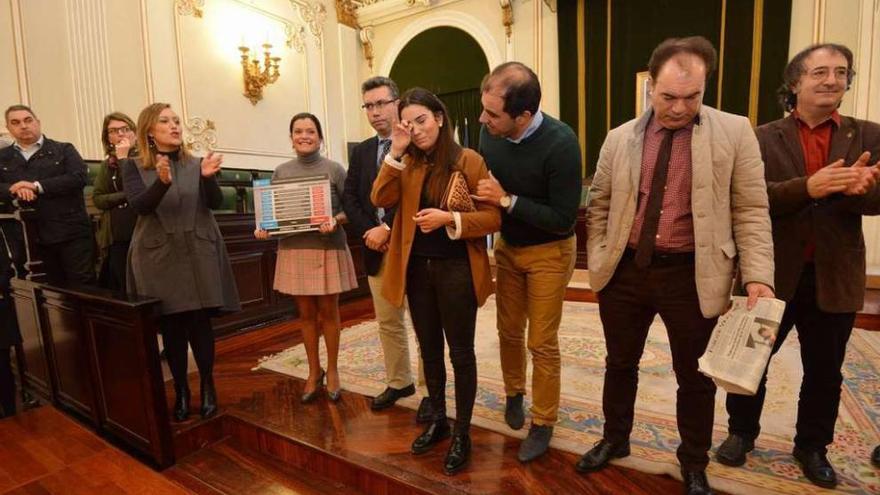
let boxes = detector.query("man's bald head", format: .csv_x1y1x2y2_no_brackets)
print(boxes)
480,62,541,118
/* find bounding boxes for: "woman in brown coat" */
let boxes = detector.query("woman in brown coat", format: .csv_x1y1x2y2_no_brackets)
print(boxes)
371,88,500,475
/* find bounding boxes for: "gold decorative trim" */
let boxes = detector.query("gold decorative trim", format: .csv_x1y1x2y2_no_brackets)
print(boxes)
175,0,204,18
11,0,30,104
500,0,513,39
336,0,359,29
360,27,375,70
748,0,764,126
292,0,327,47
605,0,611,132
717,0,726,109
577,0,586,173
813,0,827,43
635,71,649,117
185,117,217,153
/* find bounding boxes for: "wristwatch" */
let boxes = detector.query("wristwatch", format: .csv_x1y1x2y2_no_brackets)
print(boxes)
499,195,512,209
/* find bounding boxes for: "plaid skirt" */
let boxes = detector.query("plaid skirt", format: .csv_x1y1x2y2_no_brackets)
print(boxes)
274,246,358,296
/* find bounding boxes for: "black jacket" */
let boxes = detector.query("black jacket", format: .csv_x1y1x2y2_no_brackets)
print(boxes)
0,137,91,244
342,136,397,276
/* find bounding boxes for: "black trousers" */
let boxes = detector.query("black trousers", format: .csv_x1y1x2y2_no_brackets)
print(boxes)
159,309,215,388
38,236,96,286
597,252,717,471
406,256,478,433
98,242,130,291
726,264,854,453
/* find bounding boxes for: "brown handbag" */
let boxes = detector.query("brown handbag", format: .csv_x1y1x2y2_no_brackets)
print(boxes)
439,171,476,212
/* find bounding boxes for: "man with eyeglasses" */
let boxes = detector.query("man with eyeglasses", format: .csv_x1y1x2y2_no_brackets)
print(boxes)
0,105,94,286
343,77,431,421
716,43,880,489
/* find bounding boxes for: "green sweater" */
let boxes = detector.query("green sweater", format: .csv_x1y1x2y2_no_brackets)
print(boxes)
479,113,582,247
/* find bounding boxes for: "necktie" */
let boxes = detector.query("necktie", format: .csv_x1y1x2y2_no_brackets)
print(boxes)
376,139,391,221
634,128,675,268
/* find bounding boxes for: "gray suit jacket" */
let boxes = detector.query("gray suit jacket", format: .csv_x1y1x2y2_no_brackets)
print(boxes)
123,155,240,315
587,106,775,318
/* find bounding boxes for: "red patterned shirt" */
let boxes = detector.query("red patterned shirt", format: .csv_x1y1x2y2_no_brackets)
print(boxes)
627,117,696,252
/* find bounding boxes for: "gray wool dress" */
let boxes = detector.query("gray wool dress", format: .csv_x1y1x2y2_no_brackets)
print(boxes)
123,154,240,316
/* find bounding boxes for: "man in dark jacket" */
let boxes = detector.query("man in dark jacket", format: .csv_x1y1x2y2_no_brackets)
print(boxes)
343,77,430,420
0,105,95,286
716,43,880,490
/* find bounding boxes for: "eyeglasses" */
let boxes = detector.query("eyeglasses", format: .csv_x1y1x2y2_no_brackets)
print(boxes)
361,99,397,112
806,66,850,81
107,126,132,135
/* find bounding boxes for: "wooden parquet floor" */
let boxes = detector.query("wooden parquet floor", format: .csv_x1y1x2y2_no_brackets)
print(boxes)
0,407,189,494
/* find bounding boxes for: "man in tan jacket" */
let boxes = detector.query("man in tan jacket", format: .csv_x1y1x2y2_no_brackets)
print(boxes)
579,37,775,495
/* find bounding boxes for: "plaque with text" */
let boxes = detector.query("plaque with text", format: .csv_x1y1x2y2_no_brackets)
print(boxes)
253,175,332,235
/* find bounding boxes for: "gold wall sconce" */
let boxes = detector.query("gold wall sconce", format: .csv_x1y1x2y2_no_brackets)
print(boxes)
238,43,281,105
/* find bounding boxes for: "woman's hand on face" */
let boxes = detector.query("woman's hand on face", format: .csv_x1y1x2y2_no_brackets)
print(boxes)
201,151,223,178
389,121,412,159
115,137,132,159
413,208,453,233
156,154,172,184
253,228,271,240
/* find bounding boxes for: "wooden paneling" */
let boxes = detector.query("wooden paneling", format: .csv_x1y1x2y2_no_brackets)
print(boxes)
11,280,52,399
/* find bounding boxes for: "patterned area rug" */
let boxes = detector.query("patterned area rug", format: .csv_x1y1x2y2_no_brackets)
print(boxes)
256,296,880,494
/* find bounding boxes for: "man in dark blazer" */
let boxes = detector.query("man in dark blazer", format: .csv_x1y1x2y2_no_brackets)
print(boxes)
0,105,95,286
716,44,880,489
343,77,429,420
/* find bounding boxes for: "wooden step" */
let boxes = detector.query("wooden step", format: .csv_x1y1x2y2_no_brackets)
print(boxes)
166,437,364,495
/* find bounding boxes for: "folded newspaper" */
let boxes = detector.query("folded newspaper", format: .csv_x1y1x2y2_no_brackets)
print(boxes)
698,296,786,395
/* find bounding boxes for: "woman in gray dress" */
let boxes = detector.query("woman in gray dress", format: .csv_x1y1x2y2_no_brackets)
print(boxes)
124,103,240,422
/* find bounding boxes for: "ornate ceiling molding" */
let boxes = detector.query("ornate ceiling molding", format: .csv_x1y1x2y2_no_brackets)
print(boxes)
184,117,217,153
359,26,375,70
175,0,204,18
291,0,327,47
336,0,359,29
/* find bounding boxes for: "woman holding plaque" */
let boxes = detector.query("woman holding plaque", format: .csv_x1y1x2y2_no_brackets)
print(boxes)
124,103,240,422
371,88,500,475
254,113,354,404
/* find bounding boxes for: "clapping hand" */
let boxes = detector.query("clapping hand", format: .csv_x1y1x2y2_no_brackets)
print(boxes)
843,152,880,196
156,154,172,184
201,151,223,178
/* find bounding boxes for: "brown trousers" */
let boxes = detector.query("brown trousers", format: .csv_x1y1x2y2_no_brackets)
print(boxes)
495,236,576,425
597,250,717,471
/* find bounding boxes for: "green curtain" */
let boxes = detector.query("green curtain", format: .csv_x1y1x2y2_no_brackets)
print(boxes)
438,89,482,151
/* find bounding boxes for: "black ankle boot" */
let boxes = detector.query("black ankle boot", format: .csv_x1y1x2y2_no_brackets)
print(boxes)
173,383,190,422
444,431,471,475
411,419,451,455
200,376,218,419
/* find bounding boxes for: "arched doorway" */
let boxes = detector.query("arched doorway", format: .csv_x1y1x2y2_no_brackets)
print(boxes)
389,27,489,149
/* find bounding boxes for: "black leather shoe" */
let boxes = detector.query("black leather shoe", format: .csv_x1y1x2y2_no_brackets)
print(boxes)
793,446,837,489
416,397,433,424
371,383,415,410
199,376,218,419
443,432,471,475
872,444,880,468
411,419,451,455
505,393,525,430
681,469,713,495
518,424,553,462
300,369,325,404
173,384,190,422
715,434,754,467
575,438,630,473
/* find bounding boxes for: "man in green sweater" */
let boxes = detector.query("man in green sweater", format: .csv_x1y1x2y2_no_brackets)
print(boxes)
474,62,582,462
